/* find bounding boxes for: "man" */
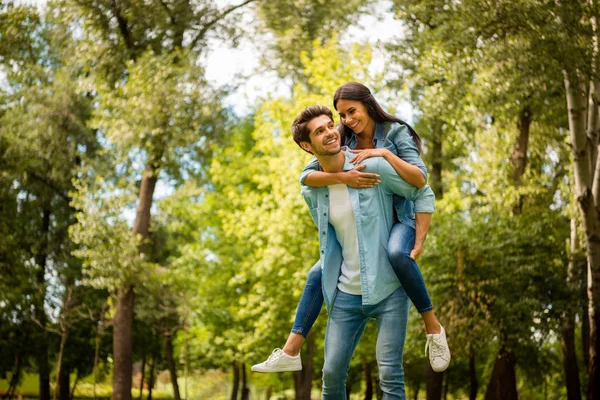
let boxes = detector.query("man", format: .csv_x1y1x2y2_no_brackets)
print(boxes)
291,105,436,398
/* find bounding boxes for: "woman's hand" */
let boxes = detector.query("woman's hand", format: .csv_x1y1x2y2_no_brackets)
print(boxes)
410,244,423,260
349,148,390,165
343,164,380,188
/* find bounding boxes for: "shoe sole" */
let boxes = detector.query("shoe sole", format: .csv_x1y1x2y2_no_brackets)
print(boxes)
430,358,451,373
251,366,302,373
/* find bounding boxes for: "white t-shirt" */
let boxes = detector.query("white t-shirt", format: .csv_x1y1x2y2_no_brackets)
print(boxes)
328,184,362,295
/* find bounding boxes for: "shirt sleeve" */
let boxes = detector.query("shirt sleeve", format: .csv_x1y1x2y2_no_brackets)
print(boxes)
377,158,435,213
301,185,319,226
386,123,428,182
299,157,320,186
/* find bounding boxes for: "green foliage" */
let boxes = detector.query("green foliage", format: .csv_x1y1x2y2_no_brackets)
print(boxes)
257,0,373,82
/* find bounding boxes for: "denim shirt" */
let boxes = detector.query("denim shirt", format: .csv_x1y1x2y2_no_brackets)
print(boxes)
300,122,427,228
301,150,435,311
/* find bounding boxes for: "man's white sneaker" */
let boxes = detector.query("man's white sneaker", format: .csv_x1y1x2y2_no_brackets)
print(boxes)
425,326,451,372
251,348,302,373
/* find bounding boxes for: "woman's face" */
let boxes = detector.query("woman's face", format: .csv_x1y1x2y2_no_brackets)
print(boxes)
336,98,375,135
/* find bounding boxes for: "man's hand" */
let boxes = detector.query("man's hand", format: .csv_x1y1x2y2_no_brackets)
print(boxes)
349,148,389,164
409,244,423,260
343,164,380,188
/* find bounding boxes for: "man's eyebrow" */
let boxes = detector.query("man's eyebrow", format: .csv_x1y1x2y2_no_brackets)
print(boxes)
310,123,327,135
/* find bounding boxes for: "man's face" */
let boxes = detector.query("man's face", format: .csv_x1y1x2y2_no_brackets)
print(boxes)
302,115,341,156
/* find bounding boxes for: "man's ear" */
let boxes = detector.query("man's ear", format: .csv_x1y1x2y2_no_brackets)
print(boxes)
300,141,313,154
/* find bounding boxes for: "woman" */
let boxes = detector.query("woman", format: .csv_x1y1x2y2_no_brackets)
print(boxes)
252,82,450,373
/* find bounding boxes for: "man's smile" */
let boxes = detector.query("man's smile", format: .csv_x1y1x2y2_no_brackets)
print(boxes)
323,136,338,145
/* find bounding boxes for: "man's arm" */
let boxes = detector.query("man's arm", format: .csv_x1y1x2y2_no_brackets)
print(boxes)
300,186,319,227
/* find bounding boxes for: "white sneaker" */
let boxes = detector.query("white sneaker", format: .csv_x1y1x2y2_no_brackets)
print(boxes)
251,348,302,373
425,326,451,372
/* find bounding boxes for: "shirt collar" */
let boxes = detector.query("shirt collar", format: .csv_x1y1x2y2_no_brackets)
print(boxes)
374,122,385,145
344,122,385,148
342,148,356,172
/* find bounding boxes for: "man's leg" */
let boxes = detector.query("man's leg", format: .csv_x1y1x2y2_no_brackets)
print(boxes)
323,291,368,400
372,288,411,399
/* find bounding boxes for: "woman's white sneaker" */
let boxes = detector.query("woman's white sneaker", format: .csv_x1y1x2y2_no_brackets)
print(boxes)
251,348,302,373
425,326,451,372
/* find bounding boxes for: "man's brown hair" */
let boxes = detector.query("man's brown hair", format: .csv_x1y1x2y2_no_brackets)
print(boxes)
292,105,334,153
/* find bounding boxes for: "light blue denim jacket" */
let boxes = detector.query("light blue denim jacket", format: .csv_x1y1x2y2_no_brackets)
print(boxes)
300,122,427,228
301,150,435,311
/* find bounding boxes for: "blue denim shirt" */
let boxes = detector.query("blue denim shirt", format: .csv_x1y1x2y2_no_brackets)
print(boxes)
300,122,427,228
301,150,435,311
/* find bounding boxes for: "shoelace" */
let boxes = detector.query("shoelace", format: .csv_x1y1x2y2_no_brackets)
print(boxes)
265,348,284,365
425,336,445,358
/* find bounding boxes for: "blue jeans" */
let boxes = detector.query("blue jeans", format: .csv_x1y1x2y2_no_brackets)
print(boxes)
323,288,410,399
291,221,433,337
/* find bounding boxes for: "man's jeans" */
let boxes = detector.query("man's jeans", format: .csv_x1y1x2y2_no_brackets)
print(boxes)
323,288,410,399
291,222,432,338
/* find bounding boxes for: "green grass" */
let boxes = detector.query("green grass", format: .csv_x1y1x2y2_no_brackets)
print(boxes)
0,373,173,399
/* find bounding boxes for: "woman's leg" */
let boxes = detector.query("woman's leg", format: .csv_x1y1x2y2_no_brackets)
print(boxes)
388,222,450,372
284,261,324,355
388,222,439,330
252,261,324,373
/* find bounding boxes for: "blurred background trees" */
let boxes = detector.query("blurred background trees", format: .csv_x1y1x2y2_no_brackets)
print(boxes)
0,0,596,399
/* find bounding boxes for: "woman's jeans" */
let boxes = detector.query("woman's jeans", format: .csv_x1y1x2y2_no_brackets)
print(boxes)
291,222,433,338
323,288,410,399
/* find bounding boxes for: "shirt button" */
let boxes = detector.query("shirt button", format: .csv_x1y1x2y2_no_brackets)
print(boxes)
325,194,328,198
321,250,325,254
323,212,327,216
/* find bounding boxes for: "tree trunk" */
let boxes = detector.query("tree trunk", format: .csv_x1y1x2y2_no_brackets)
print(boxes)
413,384,419,400
294,333,315,400
36,208,51,400
425,365,443,400
231,361,239,400
241,363,249,400
583,262,591,371
113,164,157,400
484,345,518,400
7,355,22,399
512,104,532,215
442,369,449,400
374,371,382,400
113,284,135,400
564,70,600,400
70,372,80,400
430,122,443,200
469,352,478,400
562,218,582,400
59,366,70,400
92,304,107,400
147,355,156,400
164,332,181,400
587,260,600,400
362,358,372,400
138,355,146,400
55,327,70,400
55,286,74,400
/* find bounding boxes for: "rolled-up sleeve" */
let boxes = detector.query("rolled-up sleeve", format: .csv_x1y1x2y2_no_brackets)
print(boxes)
299,157,320,185
386,124,428,182
377,158,435,213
